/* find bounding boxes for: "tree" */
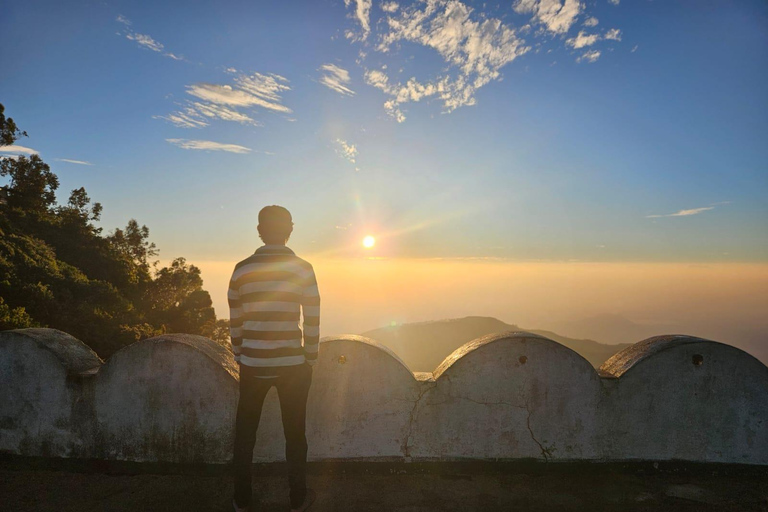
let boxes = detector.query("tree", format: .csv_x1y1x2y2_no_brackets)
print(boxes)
0,103,27,146
0,103,225,358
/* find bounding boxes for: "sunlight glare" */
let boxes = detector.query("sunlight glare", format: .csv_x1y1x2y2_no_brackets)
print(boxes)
362,235,376,248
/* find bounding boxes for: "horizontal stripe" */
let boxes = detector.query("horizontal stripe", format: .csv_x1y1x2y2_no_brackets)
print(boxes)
232,345,242,354
302,316,319,327
301,295,320,306
232,260,311,282
233,271,304,287
242,338,302,349
303,284,319,297
239,280,303,295
304,343,319,354
230,307,243,319
238,354,306,367
242,329,302,341
305,352,318,361
240,291,302,304
242,301,300,313
242,320,300,332
303,326,320,337
240,346,305,359
303,305,320,316
230,326,243,337
240,311,300,322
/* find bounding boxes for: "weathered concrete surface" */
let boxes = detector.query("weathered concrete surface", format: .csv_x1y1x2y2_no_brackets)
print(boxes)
253,336,421,461
410,332,602,460
597,335,768,464
0,329,102,458
94,334,238,463
1,329,767,465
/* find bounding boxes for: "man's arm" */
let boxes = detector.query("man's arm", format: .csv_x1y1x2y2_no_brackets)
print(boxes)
228,276,243,364
301,265,320,366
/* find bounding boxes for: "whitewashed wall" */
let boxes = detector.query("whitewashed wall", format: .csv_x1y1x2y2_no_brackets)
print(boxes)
1,328,766,464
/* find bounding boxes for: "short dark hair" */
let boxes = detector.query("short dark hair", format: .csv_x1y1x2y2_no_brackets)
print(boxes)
258,205,293,242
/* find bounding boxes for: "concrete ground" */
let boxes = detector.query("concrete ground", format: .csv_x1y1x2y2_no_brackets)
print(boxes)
1,461,767,512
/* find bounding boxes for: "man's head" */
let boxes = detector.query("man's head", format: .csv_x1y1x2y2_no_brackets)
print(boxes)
258,205,293,245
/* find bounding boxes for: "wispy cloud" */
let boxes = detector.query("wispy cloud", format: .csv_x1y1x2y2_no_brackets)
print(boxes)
334,138,358,164
117,15,186,61
55,158,93,166
566,31,599,49
344,0,372,40
366,0,528,122
514,0,583,35
318,64,355,96
646,203,729,219
166,139,252,154
0,145,38,155
158,72,291,128
604,28,622,41
577,49,601,63
608,0,620,5
583,16,598,27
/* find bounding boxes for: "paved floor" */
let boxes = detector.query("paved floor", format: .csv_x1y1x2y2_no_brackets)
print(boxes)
1,463,767,512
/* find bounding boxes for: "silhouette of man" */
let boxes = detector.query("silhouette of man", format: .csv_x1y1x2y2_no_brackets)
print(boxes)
229,205,320,512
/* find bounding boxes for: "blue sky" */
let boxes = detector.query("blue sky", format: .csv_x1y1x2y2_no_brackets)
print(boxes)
2,0,767,263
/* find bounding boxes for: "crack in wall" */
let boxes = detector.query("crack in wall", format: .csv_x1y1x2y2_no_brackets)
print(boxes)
401,381,436,459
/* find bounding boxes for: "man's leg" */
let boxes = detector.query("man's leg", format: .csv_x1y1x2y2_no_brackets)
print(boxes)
276,363,313,509
233,371,273,509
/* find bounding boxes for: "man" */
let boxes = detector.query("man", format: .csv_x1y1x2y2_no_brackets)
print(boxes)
229,205,320,512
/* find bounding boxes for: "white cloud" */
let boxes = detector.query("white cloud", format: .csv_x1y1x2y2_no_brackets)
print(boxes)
344,0,372,40
160,72,292,128
166,139,252,154
646,206,717,218
608,0,619,5
0,145,38,155
334,139,358,164
381,1,399,13
514,0,583,35
119,17,185,61
318,64,355,96
126,32,165,52
55,158,93,166
583,16,598,27
577,49,601,63
604,28,622,41
631,44,638,52
566,31,599,49
370,0,528,120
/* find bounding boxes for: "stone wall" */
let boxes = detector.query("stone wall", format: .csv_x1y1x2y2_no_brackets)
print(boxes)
1,328,766,465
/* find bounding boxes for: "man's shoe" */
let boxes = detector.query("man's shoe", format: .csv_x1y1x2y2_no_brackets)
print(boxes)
290,489,316,512
233,499,249,512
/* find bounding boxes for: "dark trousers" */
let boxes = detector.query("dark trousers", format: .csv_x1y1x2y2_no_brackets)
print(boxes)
233,363,313,508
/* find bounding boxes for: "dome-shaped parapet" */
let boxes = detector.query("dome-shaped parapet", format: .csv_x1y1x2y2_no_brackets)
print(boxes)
93,333,238,463
596,335,768,464
0,328,102,375
599,334,711,378
411,331,602,461
252,335,423,462
0,328,102,458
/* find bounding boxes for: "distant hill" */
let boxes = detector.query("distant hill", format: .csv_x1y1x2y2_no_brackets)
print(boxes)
548,313,666,345
361,316,632,372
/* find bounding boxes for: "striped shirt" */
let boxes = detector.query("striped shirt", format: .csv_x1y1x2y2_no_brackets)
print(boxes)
228,245,320,377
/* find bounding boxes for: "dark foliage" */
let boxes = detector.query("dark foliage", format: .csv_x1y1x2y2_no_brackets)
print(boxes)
0,104,229,358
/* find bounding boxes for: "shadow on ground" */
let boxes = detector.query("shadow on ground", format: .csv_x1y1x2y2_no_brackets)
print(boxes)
1,461,767,512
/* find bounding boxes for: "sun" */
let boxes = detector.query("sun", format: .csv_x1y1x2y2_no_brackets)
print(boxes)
362,235,376,248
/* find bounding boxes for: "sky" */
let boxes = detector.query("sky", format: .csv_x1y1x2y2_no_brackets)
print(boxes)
1,0,767,346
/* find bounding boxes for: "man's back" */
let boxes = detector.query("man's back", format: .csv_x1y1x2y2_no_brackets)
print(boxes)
228,245,320,377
